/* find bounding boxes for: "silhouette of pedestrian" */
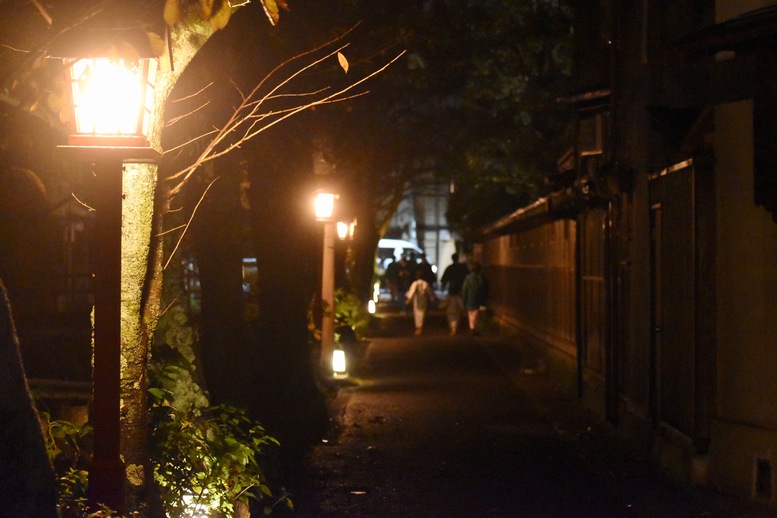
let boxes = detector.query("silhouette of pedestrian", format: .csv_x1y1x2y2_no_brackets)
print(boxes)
461,262,489,336
384,255,400,302
396,256,413,310
440,253,469,336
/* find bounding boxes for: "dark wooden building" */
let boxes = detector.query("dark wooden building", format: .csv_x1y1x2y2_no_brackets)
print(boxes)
479,0,777,506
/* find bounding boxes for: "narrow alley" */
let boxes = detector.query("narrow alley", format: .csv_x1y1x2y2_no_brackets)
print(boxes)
281,309,774,517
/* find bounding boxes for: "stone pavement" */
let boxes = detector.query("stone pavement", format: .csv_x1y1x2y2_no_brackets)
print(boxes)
276,305,776,517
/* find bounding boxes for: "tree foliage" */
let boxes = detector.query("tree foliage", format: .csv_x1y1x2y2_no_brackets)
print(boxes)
438,0,575,235
284,0,574,298
354,0,575,237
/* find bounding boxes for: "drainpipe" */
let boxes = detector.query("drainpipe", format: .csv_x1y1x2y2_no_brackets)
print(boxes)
575,211,584,399
604,198,619,425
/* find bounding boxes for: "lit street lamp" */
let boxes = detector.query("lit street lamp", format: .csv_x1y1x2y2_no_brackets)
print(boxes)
315,192,338,374
337,218,357,286
333,218,356,378
58,50,160,512
336,219,356,241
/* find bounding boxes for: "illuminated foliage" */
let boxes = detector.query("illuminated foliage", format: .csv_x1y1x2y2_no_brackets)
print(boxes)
149,305,291,516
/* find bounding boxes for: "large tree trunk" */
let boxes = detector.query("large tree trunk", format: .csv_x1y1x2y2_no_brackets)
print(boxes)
0,278,58,517
191,167,251,411
118,15,217,514
246,135,328,456
349,223,381,303
120,163,165,513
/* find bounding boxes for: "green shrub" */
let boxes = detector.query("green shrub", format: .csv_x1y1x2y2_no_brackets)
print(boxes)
41,413,96,516
333,288,369,339
149,359,290,516
42,303,291,516
150,304,291,516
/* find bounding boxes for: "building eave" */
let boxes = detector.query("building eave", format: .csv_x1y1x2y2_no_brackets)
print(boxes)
474,188,580,241
677,6,777,58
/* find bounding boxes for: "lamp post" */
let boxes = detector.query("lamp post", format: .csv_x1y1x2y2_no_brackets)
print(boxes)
336,218,357,286
315,192,337,373
336,219,356,241
333,218,357,377
59,53,160,512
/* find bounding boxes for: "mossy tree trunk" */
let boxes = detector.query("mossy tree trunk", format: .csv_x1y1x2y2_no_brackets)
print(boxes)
118,16,215,514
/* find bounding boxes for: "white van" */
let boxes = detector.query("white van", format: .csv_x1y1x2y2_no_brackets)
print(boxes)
376,238,425,276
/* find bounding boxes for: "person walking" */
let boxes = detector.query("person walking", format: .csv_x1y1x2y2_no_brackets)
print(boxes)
405,269,436,335
396,256,413,311
417,254,437,288
461,261,489,336
440,253,469,336
384,255,400,302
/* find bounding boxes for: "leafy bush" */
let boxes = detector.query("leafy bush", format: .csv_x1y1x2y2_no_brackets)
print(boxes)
42,303,291,516
150,304,291,516
333,288,369,339
41,413,96,516
149,360,290,516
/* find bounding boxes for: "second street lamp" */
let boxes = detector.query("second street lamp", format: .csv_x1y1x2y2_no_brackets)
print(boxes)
315,192,337,374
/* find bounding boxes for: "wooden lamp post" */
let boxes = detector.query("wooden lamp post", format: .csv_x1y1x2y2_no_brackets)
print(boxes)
59,49,160,511
315,191,338,374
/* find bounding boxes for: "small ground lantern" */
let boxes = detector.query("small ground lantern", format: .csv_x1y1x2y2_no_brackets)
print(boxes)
332,348,348,377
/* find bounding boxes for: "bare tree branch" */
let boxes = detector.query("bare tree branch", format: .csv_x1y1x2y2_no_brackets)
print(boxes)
164,175,221,270
167,48,405,196
30,0,53,26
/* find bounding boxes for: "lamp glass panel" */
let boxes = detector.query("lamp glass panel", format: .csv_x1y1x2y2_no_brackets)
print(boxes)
141,63,157,137
337,221,348,239
315,193,336,219
332,349,347,374
70,58,155,137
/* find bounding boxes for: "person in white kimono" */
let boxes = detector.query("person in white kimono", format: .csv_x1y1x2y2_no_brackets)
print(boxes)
405,268,436,335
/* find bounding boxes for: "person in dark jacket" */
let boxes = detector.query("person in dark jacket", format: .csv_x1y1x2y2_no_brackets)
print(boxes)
440,253,469,336
417,254,437,288
384,255,400,302
461,261,489,335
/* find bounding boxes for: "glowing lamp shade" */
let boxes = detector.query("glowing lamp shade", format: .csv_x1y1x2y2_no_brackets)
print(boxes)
332,349,347,375
314,192,336,220
337,219,356,240
67,57,156,147
337,221,349,239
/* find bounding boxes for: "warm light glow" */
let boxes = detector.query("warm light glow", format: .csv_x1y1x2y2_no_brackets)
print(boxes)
368,299,376,314
337,219,356,240
332,349,347,374
182,492,217,518
315,192,336,220
372,282,380,303
69,57,156,141
337,221,348,239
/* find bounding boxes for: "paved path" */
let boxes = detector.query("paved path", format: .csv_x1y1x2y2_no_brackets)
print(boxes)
280,311,774,517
